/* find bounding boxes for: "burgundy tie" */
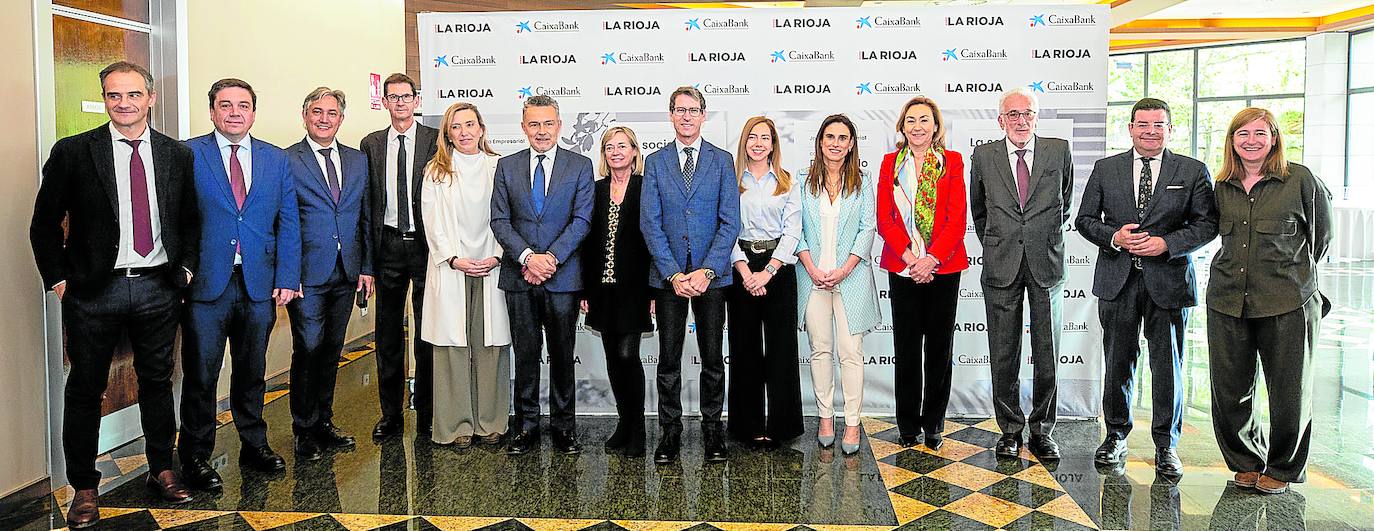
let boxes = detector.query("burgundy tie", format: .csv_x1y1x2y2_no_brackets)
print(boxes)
229,144,247,209
121,139,153,257
319,148,341,203
1015,149,1030,208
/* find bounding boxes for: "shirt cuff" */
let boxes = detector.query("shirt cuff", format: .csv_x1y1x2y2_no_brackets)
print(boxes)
519,249,533,265
51,280,66,291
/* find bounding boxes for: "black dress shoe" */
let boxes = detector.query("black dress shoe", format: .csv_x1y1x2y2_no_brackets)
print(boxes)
372,416,402,439
1095,434,1128,464
605,422,629,451
181,456,222,491
925,433,944,451
1155,447,1184,477
66,488,99,529
145,470,194,504
553,430,582,454
703,427,729,463
506,430,538,455
294,435,324,461
1028,434,1061,460
622,426,646,458
315,423,356,450
653,431,681,464
995,432,1022,457
240,445,286,471
898,434,921,448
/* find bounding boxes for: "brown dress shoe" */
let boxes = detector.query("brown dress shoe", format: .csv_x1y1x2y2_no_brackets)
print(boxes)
1234,471,1260,488
146,469,195,504
1256,474,1290,494
66,488,100,529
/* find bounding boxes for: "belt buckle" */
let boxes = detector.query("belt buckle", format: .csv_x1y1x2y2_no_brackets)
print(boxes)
123,268,141,278
401,234,416,241
748,241,766,254
1132,257,1143,270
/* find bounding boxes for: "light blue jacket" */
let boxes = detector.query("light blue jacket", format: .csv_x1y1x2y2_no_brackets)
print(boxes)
795,170,880,335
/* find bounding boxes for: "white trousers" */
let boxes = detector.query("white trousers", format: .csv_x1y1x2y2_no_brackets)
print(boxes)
805,288,866,427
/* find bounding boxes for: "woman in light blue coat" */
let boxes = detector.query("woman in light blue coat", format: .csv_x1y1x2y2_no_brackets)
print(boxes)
795,114,880,455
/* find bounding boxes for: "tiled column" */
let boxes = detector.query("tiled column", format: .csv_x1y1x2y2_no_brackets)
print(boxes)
1304,32,1350,191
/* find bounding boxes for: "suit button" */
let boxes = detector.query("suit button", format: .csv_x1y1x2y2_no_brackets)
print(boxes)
333,235,339,240
1018,239,1023,244
237,216,243,222
230,239,237,245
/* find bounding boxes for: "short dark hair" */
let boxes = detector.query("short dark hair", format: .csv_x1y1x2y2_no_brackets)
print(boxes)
1130,97,1171,123
208,78,257,110
383,73,418,97
668,86,705,112
99,61,154,93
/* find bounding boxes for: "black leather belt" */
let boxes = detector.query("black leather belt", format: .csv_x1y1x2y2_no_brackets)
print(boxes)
739,238,780,254
113,265,167,278
384,226,419,241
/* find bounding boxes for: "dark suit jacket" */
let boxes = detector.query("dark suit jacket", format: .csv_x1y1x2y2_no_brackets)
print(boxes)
286,139,373,286
969,135,1074,289
1077,150,1217,308
489,147,595,293
30,123,200,297
360,123,438,270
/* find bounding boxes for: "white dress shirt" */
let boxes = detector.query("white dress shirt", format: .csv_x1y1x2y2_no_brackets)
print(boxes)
678,137,702,175
110,122,167,268
1131,148,1163,199
214,130,253,265
1004,135,1036,185
307,137,343,189
519,146,560,265
385,122,418,230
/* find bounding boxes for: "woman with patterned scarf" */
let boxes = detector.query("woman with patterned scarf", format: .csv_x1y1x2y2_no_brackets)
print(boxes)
876,96,970,450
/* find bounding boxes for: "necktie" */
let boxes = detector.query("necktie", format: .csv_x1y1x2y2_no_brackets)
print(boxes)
682,147,696,190
1134,157,1155,269
229,144,247,209
532,154,547,215
396,135,410,231
121,139,153,257
1014,149,1030,208
319,148,341,203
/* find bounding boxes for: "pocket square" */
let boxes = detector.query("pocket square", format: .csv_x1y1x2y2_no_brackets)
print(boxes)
1165,185,1184,190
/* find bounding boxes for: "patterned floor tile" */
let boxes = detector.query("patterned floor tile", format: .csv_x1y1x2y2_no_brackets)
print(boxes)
875,461,921,489
909,438,984,462
941,492,1032,528
612,521,696,531
960,449,1036,476
1037,494,1099,529
148,508,232,528
1011,464,1066,493
164,512,255,530
888,476,973,508
880,450,953,475
520,518,612,531
923,462,1006,492
867,438,904,461
332,513,418,530
93,508,160,530
891,509,992,530
885,492,938,525
239,511,325,530
978,477,1062,509
945,428,1001,448
860,418,896,436
1001,511,1097,531
424,516,519,531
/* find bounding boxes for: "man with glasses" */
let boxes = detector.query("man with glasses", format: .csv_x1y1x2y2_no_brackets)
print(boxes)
640,86,740,464
490,94,594,455
361,73,439,439
1076,98,1217,477
969,87,1074,460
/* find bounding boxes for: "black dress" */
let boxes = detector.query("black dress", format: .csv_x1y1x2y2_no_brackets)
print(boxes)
581,175,652,334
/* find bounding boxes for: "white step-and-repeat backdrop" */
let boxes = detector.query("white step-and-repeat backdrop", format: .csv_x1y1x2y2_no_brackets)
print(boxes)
417,5,1109,419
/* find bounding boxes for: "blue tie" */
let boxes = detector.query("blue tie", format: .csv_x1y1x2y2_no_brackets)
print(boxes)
532,154,547,215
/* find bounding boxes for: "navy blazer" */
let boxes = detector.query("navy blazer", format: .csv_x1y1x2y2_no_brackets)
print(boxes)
286,139,373,287
489,147,595,293
186,133,301,302
639,139,740,289
1076,149,1218,308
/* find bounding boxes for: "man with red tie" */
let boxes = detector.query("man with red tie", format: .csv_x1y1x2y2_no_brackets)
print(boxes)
31,61,199,528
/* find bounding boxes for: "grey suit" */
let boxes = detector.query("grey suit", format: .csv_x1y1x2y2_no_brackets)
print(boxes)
1076,149,1217,448
969,135,1073,437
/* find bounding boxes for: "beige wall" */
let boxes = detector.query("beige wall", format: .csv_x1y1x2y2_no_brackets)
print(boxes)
1,0,54,498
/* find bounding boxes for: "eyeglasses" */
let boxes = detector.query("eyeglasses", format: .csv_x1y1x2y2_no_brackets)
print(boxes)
1002,110,1036,122
1131,121,1170,131
385,94,416,103
671,107,703,117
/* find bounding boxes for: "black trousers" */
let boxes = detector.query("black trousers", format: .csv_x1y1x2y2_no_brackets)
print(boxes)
726,256,802,442
983,257,1062,437
889,271,961,439
375,229,432,428
62,272,180,489
286,260,355,435
654,286,727,432
1099,268,1187,448
506,287,580,433
602,332,645,428
180,270,276,458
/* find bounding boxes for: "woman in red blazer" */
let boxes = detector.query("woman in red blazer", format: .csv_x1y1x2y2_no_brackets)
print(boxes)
875,96,969,450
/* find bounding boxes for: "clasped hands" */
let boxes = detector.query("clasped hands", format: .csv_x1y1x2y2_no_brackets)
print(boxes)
450,256,500,277
671,269,713,298
806,264,853,291
1113,223,1167,257
736,261,776,297
521,252,558,285
902,250,938,284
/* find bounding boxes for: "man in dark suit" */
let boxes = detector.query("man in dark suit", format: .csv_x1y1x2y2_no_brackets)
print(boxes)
180,78,302,490
360,73,439,439
969,87,1074,460
640,86,741,464
490,94,595,455
1076,98,1217,477
285,87,374,460
30,61,197,528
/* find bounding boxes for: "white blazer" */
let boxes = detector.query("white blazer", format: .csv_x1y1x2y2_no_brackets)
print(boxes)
419,152,511,347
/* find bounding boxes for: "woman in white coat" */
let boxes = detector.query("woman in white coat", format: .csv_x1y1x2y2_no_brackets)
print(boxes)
420,102,511,447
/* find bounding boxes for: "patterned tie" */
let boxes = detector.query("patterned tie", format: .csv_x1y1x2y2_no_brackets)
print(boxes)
121,139,153,257
1014,149,1030,208
396,135,410,231
319,148,341,203
532,154,547,215
682,147,696,190
1134,157,1155,269
229,144,247,209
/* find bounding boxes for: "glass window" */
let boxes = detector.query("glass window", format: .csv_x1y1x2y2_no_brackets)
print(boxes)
54,0,149,24
1255,97,1305,165
1147,50,1195,156
1198,41,1305,98
1109,54,1145,103
1197,100,1248,171
1106,104,1134,153
1352,31,1374,90
1349,92,1374,198
53,14,151,140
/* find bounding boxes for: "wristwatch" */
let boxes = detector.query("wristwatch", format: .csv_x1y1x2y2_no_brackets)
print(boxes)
703,269,718,281
764,264,778,275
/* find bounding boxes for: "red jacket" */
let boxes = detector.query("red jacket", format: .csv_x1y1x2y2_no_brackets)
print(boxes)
876,148,970,275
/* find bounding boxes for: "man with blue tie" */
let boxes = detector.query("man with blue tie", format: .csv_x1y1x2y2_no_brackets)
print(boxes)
180,78,302,490
284,87,374,460
640,86,740,464
490,95,594,455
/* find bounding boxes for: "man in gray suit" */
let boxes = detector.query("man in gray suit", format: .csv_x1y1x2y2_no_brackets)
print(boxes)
1076,98,1217,477
969,87,1074,460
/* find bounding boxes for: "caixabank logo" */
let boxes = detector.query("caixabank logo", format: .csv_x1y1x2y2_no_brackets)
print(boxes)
432,54,497,68
956,352,991,365
602,19,660,31
958,287,983,299
1031,48,1093,60
517,86,582,99
770,49,836,63
942,47,1009,62
859,49,919,62
1028,80,1096,94
772,16,832,29
684,17,750,31
604,85,663,97
856,15,922,29
688,51,748,63
434,21,492,33
514,18,580,33
697,83,751,96
437,87,494,99
600,51,666,65
519,53,577,65
855,81,922,96
1028,13,1098,28
944,15,1004,26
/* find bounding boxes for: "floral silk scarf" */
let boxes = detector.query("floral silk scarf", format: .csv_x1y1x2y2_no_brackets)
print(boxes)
894,146,944,244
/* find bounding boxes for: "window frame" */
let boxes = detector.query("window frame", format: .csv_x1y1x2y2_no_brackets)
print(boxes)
1347,27,1374,191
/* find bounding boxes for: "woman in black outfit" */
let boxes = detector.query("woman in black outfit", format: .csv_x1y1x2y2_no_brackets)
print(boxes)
581,125,653,457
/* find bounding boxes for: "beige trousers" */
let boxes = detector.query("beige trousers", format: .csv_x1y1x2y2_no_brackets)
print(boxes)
432,276,510,443
805,288,865,427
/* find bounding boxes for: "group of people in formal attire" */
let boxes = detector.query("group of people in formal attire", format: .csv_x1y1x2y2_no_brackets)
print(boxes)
34,61,1331,530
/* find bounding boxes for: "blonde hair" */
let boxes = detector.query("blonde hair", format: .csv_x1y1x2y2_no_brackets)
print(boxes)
597,126,645,178
806,114,863,198
894,96,947,151
1217,107,1289,182
426,102,498,183
734,116,791,195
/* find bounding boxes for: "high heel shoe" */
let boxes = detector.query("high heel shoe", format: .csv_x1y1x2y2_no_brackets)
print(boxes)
816,417,835,448
840,426,861,455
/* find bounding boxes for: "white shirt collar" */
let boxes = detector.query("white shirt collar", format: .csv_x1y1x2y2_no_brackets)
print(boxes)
388,121,416,141
214,130,252,153
108,122,151,144
742,165,774,185
307,137,338,153
1132,148,1163,162
530,145,557,165
1005,135,1035,154
678,136,703,153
